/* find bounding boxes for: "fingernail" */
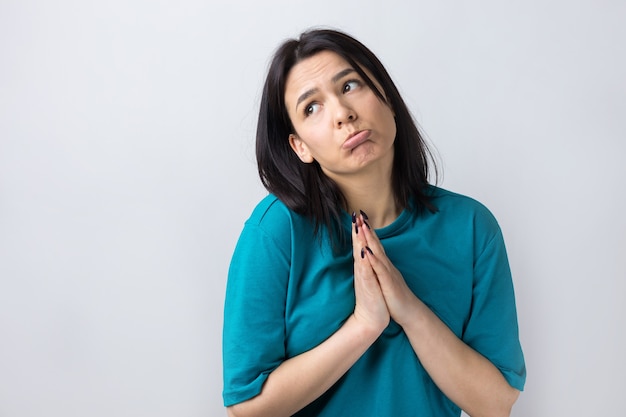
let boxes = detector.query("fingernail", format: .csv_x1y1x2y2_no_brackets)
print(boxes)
355,224,359,234
351,212,357,223
360,248,365,259
366,246,373,255
363,220,370,229
360,210,369,220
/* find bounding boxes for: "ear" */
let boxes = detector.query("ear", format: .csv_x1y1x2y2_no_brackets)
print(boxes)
288,134,314,163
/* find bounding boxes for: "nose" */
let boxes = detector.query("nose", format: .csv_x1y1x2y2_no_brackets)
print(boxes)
334,99,357,128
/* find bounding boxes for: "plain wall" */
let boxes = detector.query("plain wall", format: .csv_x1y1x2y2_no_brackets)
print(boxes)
1,0,624,416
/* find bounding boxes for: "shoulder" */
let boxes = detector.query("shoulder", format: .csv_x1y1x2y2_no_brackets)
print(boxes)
241,194,308,249
425,186,501,237
229,195,294,267
246,194,293,227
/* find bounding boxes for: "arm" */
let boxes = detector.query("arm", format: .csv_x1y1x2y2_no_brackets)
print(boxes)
355,215,520,417
227,314,380,417
396,296,519,417
227,219,389,417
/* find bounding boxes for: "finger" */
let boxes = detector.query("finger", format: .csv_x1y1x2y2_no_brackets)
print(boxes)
361,244,384,273
359,214,386,256
361,242,396,286
351,212,369,260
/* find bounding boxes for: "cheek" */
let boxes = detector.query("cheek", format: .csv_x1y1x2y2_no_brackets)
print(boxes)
390,117,397,139
380,108,397,139
298,119,332,146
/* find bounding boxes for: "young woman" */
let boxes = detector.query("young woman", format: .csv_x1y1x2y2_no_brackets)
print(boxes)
223,29,526,417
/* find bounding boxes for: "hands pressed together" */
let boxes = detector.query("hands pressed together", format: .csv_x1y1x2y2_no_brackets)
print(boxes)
350,211,520,417
351,211,420,335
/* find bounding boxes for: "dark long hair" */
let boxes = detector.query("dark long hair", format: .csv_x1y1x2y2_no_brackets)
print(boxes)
256,28,437,246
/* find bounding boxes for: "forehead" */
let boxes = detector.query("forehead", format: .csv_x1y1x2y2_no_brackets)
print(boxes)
285,51,352,95
289,50,351,81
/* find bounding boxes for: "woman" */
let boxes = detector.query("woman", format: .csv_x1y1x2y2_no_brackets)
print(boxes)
223,28,526,417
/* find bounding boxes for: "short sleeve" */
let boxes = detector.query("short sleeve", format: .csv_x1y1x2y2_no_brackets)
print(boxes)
222,214,291,406
462,223,527,391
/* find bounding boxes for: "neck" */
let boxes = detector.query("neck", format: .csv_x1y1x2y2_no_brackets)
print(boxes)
344,184,400,229
326,160,401,229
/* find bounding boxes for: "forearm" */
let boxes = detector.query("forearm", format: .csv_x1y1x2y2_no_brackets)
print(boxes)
227,314,381,417
400,297,520,417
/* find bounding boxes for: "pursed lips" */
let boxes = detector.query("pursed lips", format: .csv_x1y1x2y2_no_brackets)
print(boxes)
342,130,371,151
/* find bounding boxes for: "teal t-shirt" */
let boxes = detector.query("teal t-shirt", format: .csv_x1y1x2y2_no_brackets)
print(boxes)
223,187,526,416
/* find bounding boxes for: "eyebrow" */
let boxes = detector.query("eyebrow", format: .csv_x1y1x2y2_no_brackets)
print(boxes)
295,68,356,111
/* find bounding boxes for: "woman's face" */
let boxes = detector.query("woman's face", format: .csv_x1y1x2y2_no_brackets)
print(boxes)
284,50,396,181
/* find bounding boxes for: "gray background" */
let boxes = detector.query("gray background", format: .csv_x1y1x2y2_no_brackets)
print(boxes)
1,0,624,416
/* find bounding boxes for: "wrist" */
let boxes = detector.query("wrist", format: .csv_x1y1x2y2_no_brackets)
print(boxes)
394,293,425,330
347,313,386,344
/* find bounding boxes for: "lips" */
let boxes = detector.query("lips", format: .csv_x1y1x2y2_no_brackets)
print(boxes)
342,130,371,150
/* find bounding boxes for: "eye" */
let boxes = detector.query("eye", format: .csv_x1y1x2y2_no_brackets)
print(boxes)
343,79,360,93
304,102,320,117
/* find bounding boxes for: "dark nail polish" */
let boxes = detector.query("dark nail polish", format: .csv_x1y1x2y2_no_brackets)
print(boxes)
366,246,373,255
355,224,359,234
363,220,370,229
351,212,356,224
360,248,365,259
360,210,369,220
